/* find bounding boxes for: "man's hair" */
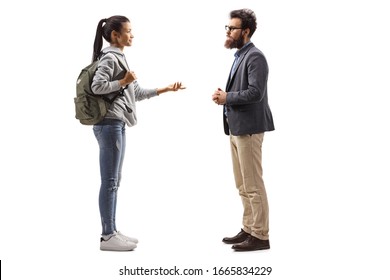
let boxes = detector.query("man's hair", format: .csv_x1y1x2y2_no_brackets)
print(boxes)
230,9,257,38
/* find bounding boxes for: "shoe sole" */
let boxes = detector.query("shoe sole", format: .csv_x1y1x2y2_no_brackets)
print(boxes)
100,243,137,251
233,246,270,251
100,246,136,251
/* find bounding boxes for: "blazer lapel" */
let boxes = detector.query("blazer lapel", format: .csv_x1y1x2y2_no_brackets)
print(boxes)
225,43,254,90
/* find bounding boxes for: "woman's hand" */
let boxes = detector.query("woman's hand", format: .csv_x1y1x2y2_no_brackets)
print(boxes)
168,82,186,91
157,82,186,95
120,71,137,86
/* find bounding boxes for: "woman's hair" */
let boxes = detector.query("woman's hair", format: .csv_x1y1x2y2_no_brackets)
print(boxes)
92,15,130,61
230,9,257,38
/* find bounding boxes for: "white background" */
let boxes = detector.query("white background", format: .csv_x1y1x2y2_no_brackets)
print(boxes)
1,0,390,279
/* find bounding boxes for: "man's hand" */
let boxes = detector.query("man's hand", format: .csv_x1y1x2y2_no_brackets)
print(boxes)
212,88,227,105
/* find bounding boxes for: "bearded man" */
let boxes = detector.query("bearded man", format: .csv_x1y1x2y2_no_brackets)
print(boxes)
212,9,275,251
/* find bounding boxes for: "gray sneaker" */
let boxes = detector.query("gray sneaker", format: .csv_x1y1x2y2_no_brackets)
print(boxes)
100,232,137,251
116,231,139,244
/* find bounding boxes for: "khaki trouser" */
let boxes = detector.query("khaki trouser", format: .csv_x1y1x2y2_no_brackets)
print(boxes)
230,133,269,240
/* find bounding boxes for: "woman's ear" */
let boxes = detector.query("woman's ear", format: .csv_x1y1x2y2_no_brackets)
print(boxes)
111,30,120,43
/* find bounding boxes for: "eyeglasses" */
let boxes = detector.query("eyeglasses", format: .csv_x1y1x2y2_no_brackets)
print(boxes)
225,25,243,32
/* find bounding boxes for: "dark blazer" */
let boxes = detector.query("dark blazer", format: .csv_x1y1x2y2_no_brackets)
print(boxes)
223,43,275,135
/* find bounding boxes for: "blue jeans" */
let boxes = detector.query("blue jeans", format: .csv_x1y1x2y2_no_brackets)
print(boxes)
93,119,126,235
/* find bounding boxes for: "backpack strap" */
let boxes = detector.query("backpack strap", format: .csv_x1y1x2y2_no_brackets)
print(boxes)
98,51,129,104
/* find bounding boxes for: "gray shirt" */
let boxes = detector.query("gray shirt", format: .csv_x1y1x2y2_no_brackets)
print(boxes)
91,46,158,127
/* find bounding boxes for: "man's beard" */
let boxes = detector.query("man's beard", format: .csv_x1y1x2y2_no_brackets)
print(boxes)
224,33,245,49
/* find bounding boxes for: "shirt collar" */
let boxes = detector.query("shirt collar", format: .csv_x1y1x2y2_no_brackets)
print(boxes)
234,41,252,58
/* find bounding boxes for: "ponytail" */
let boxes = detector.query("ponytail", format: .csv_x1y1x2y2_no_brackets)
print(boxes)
92,16,130,62
92,18,106,62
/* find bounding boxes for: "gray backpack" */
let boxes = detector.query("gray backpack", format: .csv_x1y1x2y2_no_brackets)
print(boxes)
74,52,127,125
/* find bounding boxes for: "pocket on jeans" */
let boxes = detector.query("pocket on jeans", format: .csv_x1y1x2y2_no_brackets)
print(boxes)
93,126,103,139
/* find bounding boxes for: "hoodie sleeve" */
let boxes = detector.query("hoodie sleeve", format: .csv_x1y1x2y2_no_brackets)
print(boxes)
133,81,158,101
91,53,123,95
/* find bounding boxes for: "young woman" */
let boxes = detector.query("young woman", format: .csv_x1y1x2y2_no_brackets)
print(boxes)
90,15,185,251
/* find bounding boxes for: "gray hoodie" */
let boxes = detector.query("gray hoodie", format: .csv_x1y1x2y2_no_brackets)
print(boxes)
91,46,157,127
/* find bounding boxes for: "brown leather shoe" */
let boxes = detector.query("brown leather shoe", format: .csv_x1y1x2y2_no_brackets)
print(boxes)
232,235,270,251
222,229,250,244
